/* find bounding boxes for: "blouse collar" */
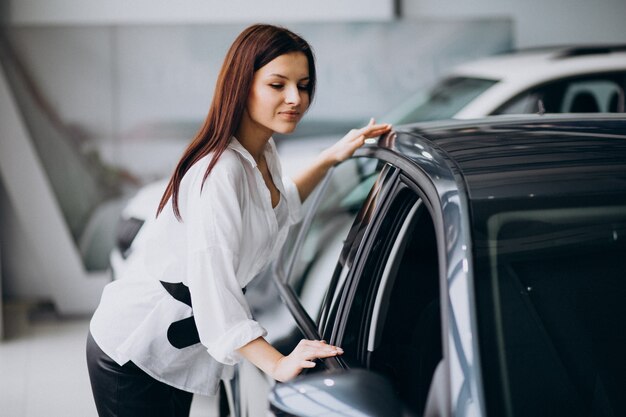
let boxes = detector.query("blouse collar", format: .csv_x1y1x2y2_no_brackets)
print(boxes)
228,136,276,169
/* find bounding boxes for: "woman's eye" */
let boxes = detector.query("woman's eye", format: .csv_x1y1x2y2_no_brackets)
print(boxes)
269,84,283,90
298,85,309,91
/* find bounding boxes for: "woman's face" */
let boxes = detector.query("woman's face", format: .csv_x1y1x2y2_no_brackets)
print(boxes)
242,52,310,139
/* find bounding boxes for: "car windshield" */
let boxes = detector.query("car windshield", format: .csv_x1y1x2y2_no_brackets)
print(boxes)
475,204,626,417
382,76,498,124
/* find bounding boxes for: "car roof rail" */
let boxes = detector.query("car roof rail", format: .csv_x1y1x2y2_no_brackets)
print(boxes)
553,44,626,58
499,44,626,59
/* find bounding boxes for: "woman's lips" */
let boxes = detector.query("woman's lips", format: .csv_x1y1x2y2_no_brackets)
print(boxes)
279,111,300,120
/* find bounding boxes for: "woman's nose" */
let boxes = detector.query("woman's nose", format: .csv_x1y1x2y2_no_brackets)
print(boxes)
284,85,301,105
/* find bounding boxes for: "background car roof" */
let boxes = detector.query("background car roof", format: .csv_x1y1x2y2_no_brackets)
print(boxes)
452,46,626,82
389,114,626,203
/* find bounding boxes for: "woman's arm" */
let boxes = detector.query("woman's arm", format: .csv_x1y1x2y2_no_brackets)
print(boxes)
237,337,343,382
292,119,392,202
242,120,390,381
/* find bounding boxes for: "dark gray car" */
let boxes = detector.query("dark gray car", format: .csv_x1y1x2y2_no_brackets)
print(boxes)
228,114,626,417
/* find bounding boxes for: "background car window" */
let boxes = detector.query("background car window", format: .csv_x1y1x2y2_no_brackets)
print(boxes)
383,76,498,124
338,186,441,416
559,79,622,112
495,91,542,114
476,206,626,417
495,72,626,114
286,157,383,324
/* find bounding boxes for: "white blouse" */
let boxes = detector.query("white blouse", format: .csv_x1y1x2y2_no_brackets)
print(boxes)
89,137,302,395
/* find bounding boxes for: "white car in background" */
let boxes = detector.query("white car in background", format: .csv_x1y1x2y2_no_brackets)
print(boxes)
388,44,626,121
111,44,626,274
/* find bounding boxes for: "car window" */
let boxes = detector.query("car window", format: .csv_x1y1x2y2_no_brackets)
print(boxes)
285,157,384,325
559,79,623,112
475,205,626,417
382,76,498,124
337,185,442,416
494,91,543,114
495,72,626,115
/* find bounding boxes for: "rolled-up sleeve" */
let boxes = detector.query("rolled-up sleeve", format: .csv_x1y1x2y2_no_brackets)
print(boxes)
187,248,266,365
282,175,303,225
184,155,267,365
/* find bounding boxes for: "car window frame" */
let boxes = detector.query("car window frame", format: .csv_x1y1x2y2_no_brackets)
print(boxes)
315,163,399,337
308,158,453,416
270,157,398,369
328,144,462,416
326,173,441,357
326,146,449,328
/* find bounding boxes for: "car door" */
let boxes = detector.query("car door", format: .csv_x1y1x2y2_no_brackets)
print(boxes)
269,132,485,417
316,171,447,416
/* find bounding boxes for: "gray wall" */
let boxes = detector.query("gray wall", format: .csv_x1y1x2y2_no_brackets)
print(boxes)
6,0,624,48
403,0,626,47
4,0,396,24
7,21,512,182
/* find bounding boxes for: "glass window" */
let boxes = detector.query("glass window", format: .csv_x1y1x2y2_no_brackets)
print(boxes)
285,157,383,324
496,91,543,115
382,77,498,124
495,72,626,115
560,79,622,112
338,186,442,416
477,206,626,417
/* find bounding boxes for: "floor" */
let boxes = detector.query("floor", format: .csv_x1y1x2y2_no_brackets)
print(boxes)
0,302,217,417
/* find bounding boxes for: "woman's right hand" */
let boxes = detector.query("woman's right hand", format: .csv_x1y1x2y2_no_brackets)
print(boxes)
271,339,343,382
292,118,392,203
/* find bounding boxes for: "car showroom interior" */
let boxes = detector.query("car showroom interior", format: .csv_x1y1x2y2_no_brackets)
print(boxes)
1,1,625,416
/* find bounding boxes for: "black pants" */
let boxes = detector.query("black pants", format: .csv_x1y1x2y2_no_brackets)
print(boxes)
86,332,193,417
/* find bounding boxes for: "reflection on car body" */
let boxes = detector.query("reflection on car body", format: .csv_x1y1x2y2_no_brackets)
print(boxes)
231,114,626,417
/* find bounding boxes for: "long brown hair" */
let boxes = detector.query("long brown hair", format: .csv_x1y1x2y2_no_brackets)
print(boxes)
157,24,316,219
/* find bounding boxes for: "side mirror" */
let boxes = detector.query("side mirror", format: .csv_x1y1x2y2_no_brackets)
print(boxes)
268,369,403,417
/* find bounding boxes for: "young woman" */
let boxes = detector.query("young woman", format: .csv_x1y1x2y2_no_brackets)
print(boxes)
86,24,391,417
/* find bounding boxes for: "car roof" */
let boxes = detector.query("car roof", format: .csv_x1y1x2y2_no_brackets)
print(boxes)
451,46,626,82
388,114,626,204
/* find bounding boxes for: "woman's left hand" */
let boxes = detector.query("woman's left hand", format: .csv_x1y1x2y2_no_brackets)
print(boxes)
321,118,392,166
